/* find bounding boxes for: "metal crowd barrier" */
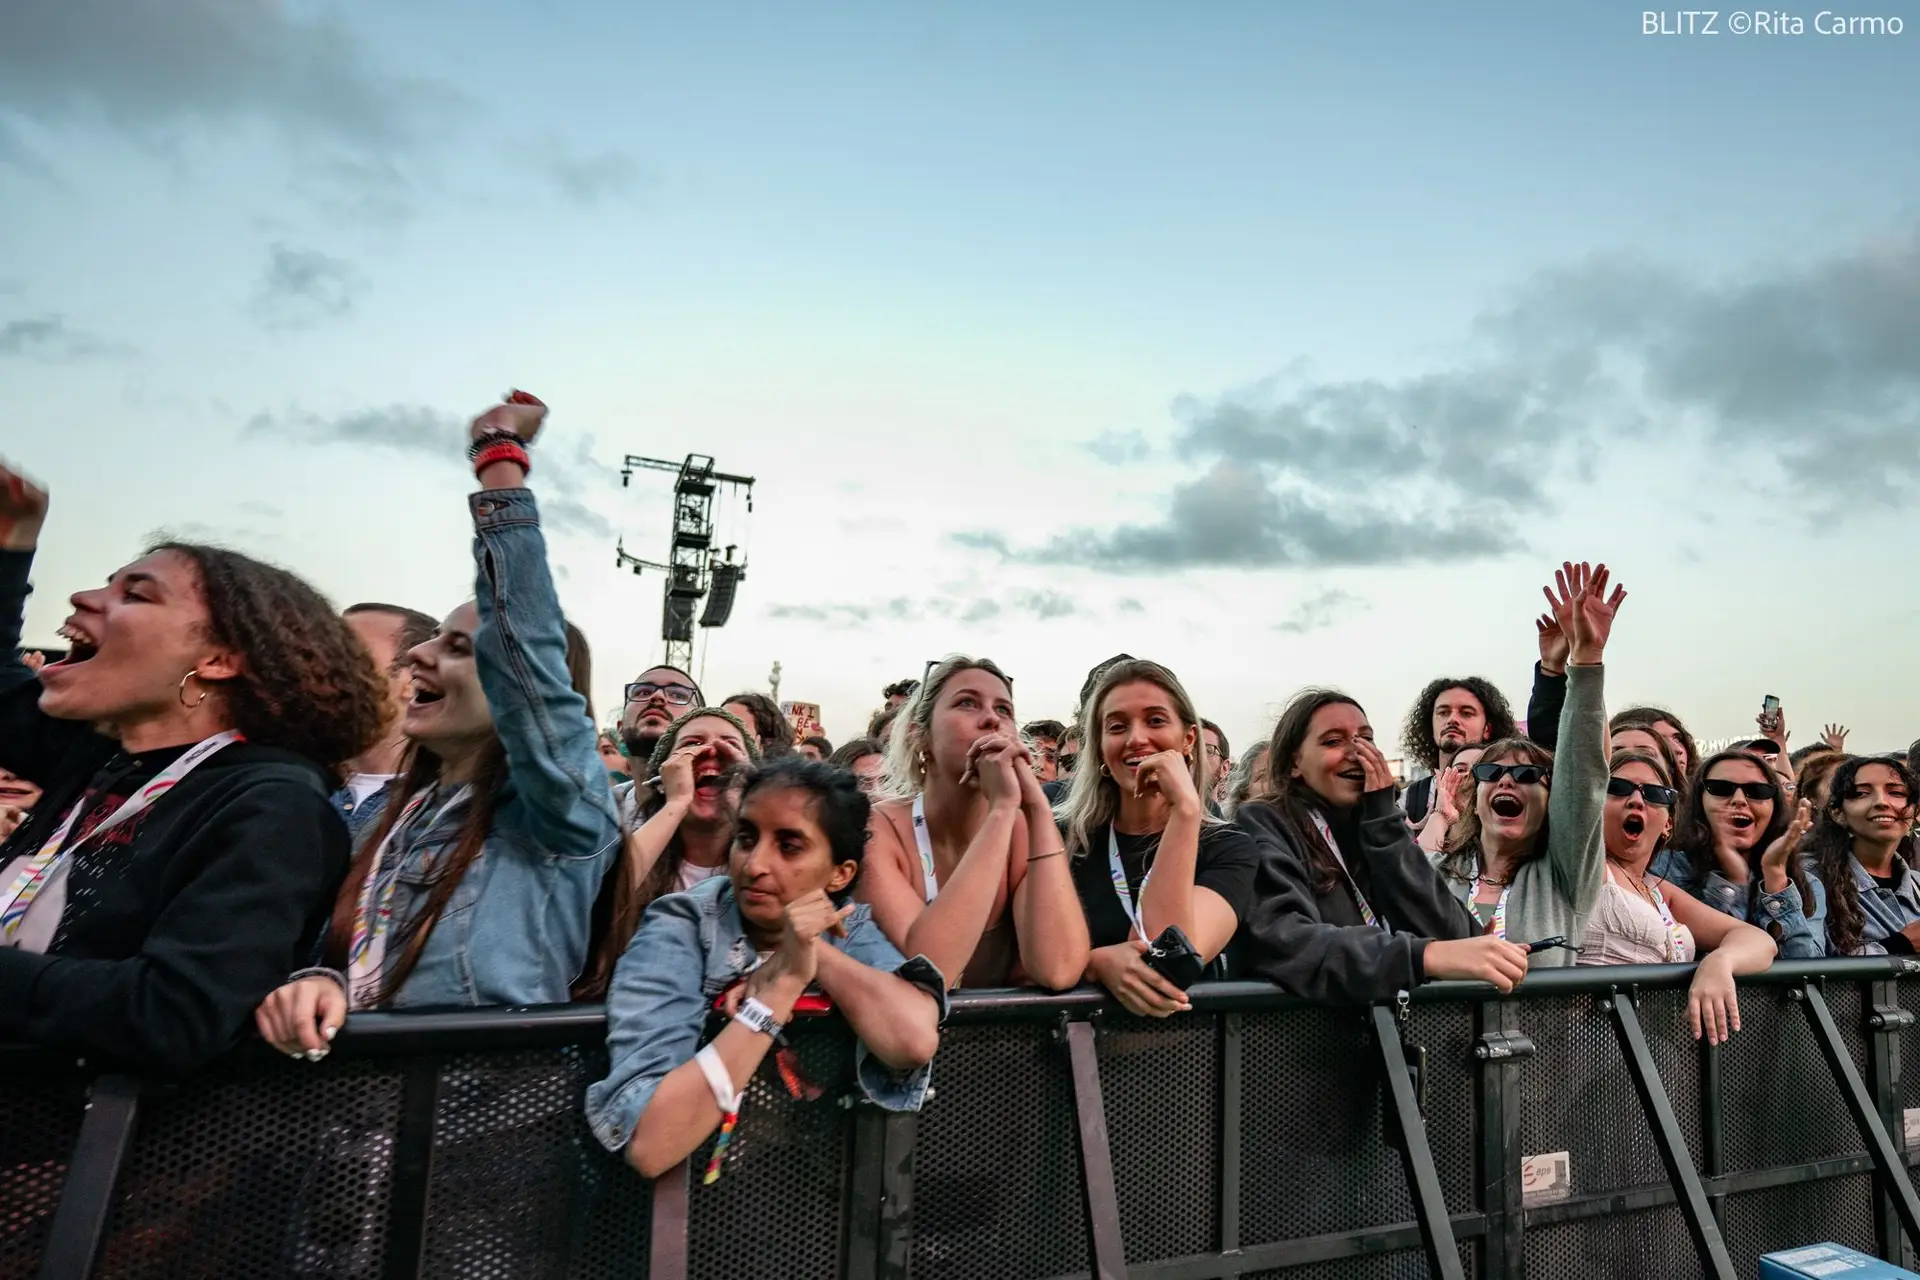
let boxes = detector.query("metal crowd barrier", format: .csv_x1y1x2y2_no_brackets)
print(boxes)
7,957,1920,1279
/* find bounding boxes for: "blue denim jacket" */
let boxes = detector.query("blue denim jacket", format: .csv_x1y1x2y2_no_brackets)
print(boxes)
318,490,620,1008
330,780,393,849
1801,855,1920,956
584,876,946,1154
1649,848,1823,959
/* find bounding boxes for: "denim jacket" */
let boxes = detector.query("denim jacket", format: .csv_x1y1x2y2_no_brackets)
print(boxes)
585,876,947,1155
307,489,620,1008
1649,847,1824,959
1802,855,1920,956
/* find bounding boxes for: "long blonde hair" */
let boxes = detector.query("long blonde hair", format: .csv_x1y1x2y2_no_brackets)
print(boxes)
877,655,1015,801
1056,658,1216,859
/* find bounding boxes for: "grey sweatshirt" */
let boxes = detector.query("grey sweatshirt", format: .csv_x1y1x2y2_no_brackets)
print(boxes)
1439,663,1608,967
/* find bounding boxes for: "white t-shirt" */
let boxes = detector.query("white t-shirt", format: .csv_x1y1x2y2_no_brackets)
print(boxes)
677,861,724,893
343,772,397,809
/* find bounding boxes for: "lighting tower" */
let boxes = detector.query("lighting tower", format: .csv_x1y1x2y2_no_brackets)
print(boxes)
616,454,756,673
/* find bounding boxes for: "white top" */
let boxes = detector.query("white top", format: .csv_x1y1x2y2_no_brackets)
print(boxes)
677,861,724,893
343,772,397,808
1578,864,1697,966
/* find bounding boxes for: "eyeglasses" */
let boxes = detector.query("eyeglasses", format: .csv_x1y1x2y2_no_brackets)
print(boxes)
1471,763,1551,786
625,681,698,707
1703,778,1778,802
1606,778,1678,808
1204,744,1227,760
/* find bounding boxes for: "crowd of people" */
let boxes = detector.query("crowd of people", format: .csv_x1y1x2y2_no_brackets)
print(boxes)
2,391,1915,1183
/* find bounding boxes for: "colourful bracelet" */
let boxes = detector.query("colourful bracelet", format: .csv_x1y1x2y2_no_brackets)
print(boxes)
472,440,531,476
466,430,523,460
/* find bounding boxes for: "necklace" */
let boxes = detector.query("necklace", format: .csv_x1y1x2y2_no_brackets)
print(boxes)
1608,857,1659,907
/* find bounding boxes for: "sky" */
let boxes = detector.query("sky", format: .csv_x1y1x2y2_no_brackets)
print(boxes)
2,1,1917,762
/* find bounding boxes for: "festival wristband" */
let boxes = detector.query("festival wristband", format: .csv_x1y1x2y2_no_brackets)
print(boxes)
734,996,785,1039
694,1044,743,1111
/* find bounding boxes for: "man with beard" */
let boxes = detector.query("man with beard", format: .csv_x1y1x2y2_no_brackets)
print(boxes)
1399,676,1515,827
613,665,704,829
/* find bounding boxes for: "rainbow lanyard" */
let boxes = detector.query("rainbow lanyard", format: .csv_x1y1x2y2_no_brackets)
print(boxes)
910,794,939,904
346,783,472,1006
1311,811,1385,931
1,731,242,944
1107,827,1154,942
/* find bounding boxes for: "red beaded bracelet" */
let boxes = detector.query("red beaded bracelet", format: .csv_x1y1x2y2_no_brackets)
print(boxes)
473,440,531,476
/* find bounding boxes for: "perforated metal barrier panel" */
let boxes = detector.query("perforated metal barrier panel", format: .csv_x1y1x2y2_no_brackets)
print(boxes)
5,959,1918,1280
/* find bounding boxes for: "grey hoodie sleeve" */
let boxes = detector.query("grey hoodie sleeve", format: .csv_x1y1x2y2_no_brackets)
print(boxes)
1547,664,1608,917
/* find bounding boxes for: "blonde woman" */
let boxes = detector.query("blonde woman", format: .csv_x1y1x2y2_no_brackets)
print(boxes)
858,656,1088,989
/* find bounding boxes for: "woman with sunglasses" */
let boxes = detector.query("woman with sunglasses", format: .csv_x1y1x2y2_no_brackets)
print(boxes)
1802,756,1920,955
1649,749,1822,958
861,656,1088,990
1579,749,1776,1042
1433,563,1622,964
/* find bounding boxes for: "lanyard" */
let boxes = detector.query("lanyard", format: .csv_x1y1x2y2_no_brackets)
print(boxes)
1107,827,1155,942
1613,865,1688,961
1311,810,1387,931
347,782,472,1007
1468,866,1514,940
1,731,243,945
910,794,938,904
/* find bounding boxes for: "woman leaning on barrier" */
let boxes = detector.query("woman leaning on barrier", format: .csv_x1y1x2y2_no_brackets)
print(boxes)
1235,689,1531,1003
1802,755,1920,956
1580,747,1778,1043
254,392,621,1058
0,460,386,1072
858,656,1089,990
1056,658,1258,1016
586,757,944,1178
1431,562,1620,961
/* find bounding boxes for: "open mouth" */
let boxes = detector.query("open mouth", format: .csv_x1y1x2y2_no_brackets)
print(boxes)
1623,813,1646,838
49,622,99,667
1728,814,1754,830
1336,767,1365,784
1490,794,1525,819
410,685,445,706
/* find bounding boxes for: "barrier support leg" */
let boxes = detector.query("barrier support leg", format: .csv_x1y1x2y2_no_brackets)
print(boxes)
842,1110,916,1280
1867,978,1912,1267
1064,1018,1128,1280
1370,1005,1464,1280
1606,993,1736,1280
1802,980,1920,1254
38,1074,142,1280
1473,999,1525,1279
649,1160,690,1280
381,1055,443,1280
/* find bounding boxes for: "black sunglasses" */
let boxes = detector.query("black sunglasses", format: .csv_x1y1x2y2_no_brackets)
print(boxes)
1471,762,1550,786
1702,778,1778,802
1607,778,1678,808
625,681,698,707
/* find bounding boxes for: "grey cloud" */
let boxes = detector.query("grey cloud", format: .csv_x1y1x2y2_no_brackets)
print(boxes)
961,599,1001,623
1275,589,1368,635
237,500,282,519
245,401,617,538
1117,598,1145,615
534,140,644,206
764,590,1079,630
1013,589,1076,621
959,225,1920,571
0,314,131,360
1084,429,1155,465
251,244,359,331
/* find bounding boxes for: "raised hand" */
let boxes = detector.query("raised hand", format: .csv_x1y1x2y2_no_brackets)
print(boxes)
961,734,1026,808
0,462,49,551
469,389,548,445
1759,799,1815,892
1132,748,1201,813
1823,723,1849,752
1535,612,1570,677
659,741,702,808
1434,764,1465,827
751,889,854,998
19,650,45,673
1543,561,1626,666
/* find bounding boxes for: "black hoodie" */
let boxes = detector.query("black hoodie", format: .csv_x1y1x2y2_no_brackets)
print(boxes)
0,549,350,1073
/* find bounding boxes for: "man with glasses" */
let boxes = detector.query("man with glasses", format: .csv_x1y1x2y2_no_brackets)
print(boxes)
1200,719,1231,817
614,665,705,827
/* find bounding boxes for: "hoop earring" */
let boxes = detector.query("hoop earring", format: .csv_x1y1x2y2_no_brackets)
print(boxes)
178,669,210,709
1100,764,1110,778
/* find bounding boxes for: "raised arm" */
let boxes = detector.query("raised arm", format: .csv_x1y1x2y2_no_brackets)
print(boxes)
1008,766,1091,989
0,466,95,781
1351,780,1480,940
466,395,618,862
1526,611,1571,751
1543,563,1621,917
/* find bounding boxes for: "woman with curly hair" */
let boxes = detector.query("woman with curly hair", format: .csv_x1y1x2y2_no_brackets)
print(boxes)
255,393,621,1056
723,690,795,759
0,462,387,1072
1802,756,1920,956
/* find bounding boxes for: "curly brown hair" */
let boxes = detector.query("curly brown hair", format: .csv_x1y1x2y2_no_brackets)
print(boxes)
1401,676,1517,773
152,542,386,774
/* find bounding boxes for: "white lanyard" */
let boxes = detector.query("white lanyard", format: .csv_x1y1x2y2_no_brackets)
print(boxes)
1311,810,1387,931
1107,827,1153,942
1,731,243,944
347,782,472,1008
910,794,938,904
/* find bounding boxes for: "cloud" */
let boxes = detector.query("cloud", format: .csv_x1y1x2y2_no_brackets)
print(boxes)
1117,598,1145,615
1083,429,1155,465
0,314,131,360
1275,588,1368,635
532,139,645,206
245,402,618,537
764,589,1080,630
250,244,360,330
960,224,1920,572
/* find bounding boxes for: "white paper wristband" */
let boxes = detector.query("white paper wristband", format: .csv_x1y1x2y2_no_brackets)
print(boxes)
694,1044,743,1112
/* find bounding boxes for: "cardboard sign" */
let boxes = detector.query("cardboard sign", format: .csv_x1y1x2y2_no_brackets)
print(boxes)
782,701,823,744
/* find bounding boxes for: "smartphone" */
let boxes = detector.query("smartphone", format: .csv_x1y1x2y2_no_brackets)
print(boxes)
1762,694,1780,717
